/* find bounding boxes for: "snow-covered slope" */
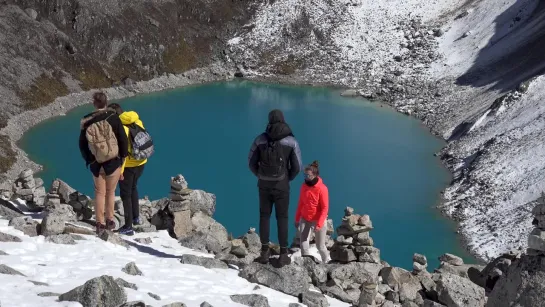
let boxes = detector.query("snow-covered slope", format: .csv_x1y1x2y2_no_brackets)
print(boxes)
0,219,348,307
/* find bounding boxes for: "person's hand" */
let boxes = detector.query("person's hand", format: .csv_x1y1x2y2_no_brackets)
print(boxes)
119,174,124,181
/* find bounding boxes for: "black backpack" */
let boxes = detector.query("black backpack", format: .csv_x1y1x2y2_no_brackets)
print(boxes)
127,123,154,160
258,135,286,181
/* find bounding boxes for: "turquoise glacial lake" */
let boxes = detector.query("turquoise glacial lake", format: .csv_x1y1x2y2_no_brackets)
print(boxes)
20,81,473,269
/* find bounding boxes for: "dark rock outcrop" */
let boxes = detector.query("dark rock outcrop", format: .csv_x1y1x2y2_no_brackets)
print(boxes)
239,263,310,297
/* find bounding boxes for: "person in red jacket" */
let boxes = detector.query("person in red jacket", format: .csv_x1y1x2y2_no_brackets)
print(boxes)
295,160,331,263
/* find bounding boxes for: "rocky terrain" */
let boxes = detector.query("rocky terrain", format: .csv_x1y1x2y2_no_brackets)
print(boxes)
1,172,545,307
1,0,545,263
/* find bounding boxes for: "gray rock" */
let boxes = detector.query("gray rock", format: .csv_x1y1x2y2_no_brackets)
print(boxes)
0,200,24,220
37,292,61,297
118,301,146,307
115,278,138,290
230,239,249,257
230,294,270,307
435,263,484,280
341,89,359,97
413,262,427,272
200,302,213,307
134,237,152,244
398,276,423,303
0,231,22,242
28,280,48,286
171,175,188,190
45,234,77,245
301,290,329,307
179,231,224,255
0,264,25,276
436,273,485,307
385,291,400,303
424,300,446,307
439,254,464,266
355,246,381,264
122,262,143,276
382,301,398,307
99,230,129,248
168,200,190,212
294,256,327,285
24,8,38,19
289,304,302,307
355,232,373,246
319,284,358,305
413,254,427,265
380,267,413,290
7,216,35,235
377,284,392,294
170,210,192,239
162,303,186,307
215,252,258,269
358,283,377,306
474,254,512,291
191,212,229,250
329,262,382,289
180,254,228,269
41,204,77,236
188,190,216,217
402,302,419,307
59,275,127,307
239,263,309,296
148,292,161,300
242,229,262,254
486,254,545,307
528,228,545,251
330,243,357,263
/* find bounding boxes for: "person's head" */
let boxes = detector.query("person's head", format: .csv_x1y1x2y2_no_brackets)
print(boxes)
304,160,320,182
108,103,123,115
92,92,108,110
268,109,285,124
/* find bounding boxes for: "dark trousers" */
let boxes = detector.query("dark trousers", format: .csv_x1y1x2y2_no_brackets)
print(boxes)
119,164,145,227
259,187,290,248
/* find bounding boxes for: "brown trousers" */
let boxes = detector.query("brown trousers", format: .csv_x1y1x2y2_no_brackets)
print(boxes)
92,167,121,225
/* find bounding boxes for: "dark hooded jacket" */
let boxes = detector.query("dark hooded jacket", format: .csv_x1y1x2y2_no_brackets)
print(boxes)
248,109,302,191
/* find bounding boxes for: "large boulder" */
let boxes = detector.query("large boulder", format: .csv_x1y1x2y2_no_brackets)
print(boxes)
59,275,127,307
435,273,485,307
40,204,77,236
294,256,328,286
182,212,229,253
188,190,216,217
239,263,310,296
469,253,514,292
301,290,330,307
328,262,382,289
486,255,545,307
380,267,414,290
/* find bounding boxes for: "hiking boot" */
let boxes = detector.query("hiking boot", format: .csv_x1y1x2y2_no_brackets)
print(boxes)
278,251,292,267
117,225,134,236
106,219,116,231
255,246,271,264
133,217,141,225
95,223,106,236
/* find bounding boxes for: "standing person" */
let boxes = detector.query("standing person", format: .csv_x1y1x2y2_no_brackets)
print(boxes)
295,161,331,263
79,92,128,235
248,109,302,266
109,103,153,236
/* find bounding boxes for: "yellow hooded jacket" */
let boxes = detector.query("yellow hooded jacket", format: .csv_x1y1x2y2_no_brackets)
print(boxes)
119,111,147,172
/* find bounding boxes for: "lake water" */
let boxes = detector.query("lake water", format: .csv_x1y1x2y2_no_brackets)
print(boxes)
20,81,473,269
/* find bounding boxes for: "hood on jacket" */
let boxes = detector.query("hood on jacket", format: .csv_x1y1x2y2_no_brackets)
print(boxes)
119,111,140,125
265,109,293,141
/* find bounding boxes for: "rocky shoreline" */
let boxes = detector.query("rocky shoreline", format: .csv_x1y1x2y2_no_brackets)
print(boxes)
0,172,542,307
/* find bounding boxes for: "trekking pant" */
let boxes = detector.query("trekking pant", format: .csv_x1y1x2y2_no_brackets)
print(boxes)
298,218,330,263
93,167,121,225
119,164,145,228
259,188,289,248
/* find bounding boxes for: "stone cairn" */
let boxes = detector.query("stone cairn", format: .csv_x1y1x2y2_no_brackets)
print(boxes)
12,169,46,209
165,174,193,239
45,179,93,221
330,207,380,264
412,253,428,275
528,193,545,256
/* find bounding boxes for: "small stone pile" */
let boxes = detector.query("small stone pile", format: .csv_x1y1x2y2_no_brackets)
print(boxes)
45,179,93,221
412,253,428,275
11,169,46,209
528,194,545,256
330,207,379,264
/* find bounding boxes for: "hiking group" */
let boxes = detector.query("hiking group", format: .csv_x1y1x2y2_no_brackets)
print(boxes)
79,92,330,267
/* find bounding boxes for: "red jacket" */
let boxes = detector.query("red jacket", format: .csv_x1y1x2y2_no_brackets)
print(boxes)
295,177,329,229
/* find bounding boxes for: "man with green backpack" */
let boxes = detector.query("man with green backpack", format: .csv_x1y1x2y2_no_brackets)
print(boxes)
109,103,154,235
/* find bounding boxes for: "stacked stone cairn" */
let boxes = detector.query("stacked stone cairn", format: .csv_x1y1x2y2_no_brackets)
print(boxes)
412,253,428,275
45,179,93,221
11,169,46,209
166,175,193,239
528,193,545,256
330,207,379,264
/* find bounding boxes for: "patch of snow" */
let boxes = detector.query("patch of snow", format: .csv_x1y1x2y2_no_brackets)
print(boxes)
0,219,349,307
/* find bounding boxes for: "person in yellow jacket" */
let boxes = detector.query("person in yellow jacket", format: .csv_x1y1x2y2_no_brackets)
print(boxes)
109,103,147,236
